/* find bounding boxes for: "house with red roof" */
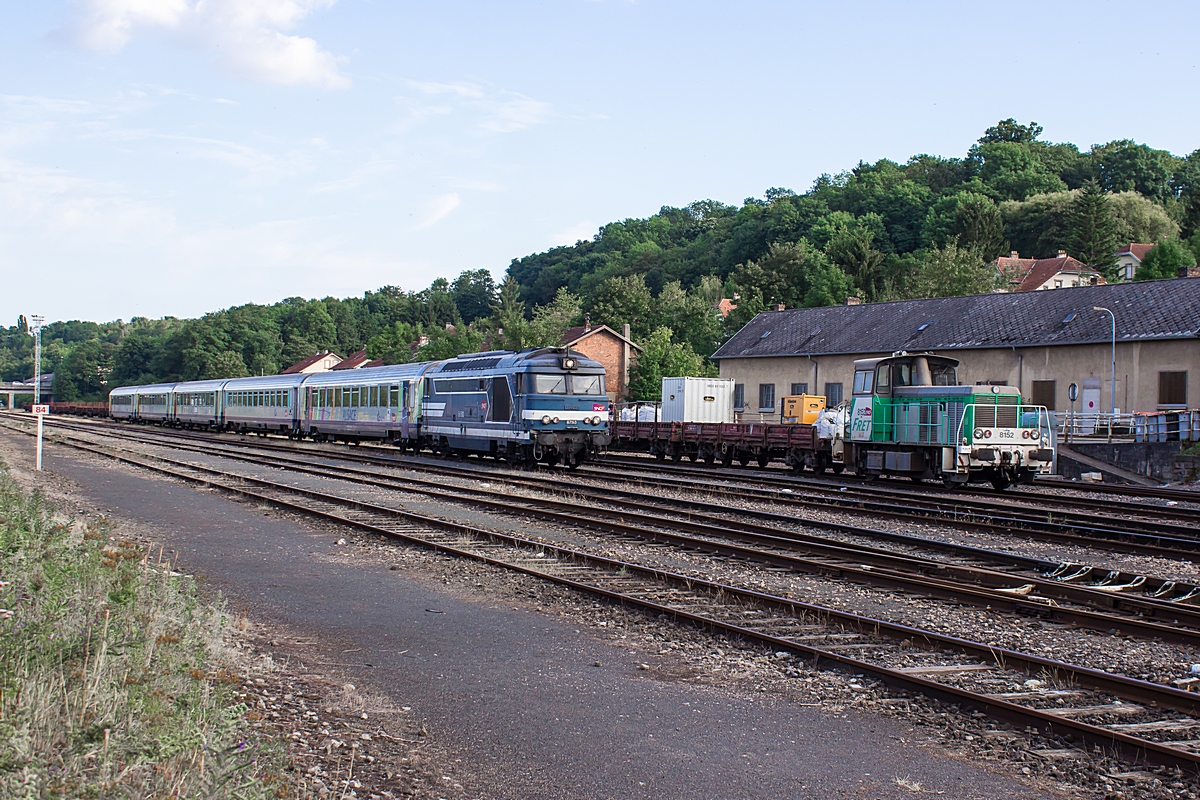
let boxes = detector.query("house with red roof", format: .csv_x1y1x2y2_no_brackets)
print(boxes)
330,349,383,370
1115,243,1155,281
994,250,1104,292
280,350,342,375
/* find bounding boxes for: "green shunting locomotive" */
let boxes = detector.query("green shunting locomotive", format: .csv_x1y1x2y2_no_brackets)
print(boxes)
839,351,1055,489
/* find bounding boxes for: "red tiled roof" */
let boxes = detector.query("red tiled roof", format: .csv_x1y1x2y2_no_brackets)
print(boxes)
1115,243,1154,262
281,350,341,374
1015,256,1103,292
331,349,371,370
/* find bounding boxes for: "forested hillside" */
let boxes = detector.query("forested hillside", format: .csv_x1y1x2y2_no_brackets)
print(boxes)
4,120,1198,402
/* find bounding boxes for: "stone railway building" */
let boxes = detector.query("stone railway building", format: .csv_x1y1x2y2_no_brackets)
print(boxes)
711,278,1200,421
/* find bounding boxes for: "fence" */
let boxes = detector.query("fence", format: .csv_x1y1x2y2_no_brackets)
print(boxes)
1057,410,1200,444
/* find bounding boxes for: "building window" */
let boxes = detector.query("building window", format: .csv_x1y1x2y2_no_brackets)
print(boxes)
824,382,843,406
1031,380,1056,411
1159,371,1187,407
733,383,744,410
1054,280,1063,288
758,383,775,411
790,382,808,396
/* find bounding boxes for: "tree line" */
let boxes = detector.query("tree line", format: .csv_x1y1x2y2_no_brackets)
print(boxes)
4,119,1197,402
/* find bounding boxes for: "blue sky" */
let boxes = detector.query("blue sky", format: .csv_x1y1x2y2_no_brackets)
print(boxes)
3,0,1198,325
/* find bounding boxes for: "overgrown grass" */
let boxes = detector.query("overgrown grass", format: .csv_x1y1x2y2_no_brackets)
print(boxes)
0,463,293,798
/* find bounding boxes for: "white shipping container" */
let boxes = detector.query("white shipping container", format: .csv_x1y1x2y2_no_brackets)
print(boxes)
661,377,735,423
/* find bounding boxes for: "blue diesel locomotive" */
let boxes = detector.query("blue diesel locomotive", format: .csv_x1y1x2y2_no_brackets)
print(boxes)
106,347,611,468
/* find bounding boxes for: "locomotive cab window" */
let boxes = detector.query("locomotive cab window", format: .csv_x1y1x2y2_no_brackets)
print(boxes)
854,370,875,394
571,374,604,396
532,374,567,394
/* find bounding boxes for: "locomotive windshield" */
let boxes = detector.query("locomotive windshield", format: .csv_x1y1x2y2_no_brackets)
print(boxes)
531,374,567,394
571,374,605,396
524,373,606,395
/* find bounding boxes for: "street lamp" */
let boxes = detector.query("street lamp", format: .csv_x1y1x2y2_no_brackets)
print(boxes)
1093,306,1116,418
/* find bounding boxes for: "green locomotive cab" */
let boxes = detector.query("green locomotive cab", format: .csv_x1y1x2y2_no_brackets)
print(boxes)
844,352,1054,490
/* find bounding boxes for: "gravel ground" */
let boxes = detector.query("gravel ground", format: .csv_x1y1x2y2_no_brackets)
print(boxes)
80,431,1200,691
12,423,1200,796
0,424,1087,800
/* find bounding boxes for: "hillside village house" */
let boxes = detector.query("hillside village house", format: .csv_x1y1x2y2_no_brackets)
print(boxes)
711,278,1200,420
560,321,642,402
1115,244,1155,281
280,350,342,374
995,251,1104,292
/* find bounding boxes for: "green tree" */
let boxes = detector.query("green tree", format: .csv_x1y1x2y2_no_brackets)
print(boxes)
1092,139,1180,203
921,192,1006,259
492,276,529,351
979,119,1043,144
1000,191,1077,257
450,269,497,323
627,327,716,401
1134,239,1197,281
1070,180,1119,277
1108,190,1180,245
366,322,424,365
586,274,654,339
209,350,249,379
904,244,1000,299
525,288,582,348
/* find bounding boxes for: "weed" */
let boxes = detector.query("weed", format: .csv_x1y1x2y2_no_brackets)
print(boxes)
0,461,294,797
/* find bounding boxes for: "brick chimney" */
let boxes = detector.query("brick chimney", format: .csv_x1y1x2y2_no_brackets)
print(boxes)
772,302,786,311
844,296,861,306
1057,250,1067,258
1010,250,1019,258
584,313,591,331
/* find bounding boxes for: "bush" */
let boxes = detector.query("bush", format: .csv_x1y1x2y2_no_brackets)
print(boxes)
0,465,291,797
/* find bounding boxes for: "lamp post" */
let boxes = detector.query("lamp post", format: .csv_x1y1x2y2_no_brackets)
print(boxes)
1093,306,1116,425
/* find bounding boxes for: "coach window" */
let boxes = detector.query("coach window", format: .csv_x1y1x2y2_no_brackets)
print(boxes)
758,383,775,411
369,386,379,407
389,385,400,407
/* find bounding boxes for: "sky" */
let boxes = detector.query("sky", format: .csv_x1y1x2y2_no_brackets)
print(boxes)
2,0,1199,326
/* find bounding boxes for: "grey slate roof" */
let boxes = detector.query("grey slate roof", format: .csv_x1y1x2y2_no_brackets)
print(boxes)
711,278,1200,360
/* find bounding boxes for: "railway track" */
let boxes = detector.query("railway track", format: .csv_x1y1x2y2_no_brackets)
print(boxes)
12,417,1200,770
23,417,1200,640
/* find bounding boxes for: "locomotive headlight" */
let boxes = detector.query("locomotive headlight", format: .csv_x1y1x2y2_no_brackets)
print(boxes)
1030,430,1040,440
553,416,560,424
973,428,984,439
541,414,552,425
984,430,992,438
1022,429,1031,439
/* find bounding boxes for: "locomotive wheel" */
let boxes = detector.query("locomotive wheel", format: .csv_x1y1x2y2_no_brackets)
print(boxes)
721,450,735,467
990,472,1011,491
703,450,716,466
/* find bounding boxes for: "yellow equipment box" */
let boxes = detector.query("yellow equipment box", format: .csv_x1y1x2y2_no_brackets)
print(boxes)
781,394,825,424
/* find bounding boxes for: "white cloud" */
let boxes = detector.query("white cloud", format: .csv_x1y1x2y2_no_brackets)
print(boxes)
406,80,485,99
311,159,397,194
395,83,553,135
480,95,552,133
62,0,350,89
415,192,460,229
